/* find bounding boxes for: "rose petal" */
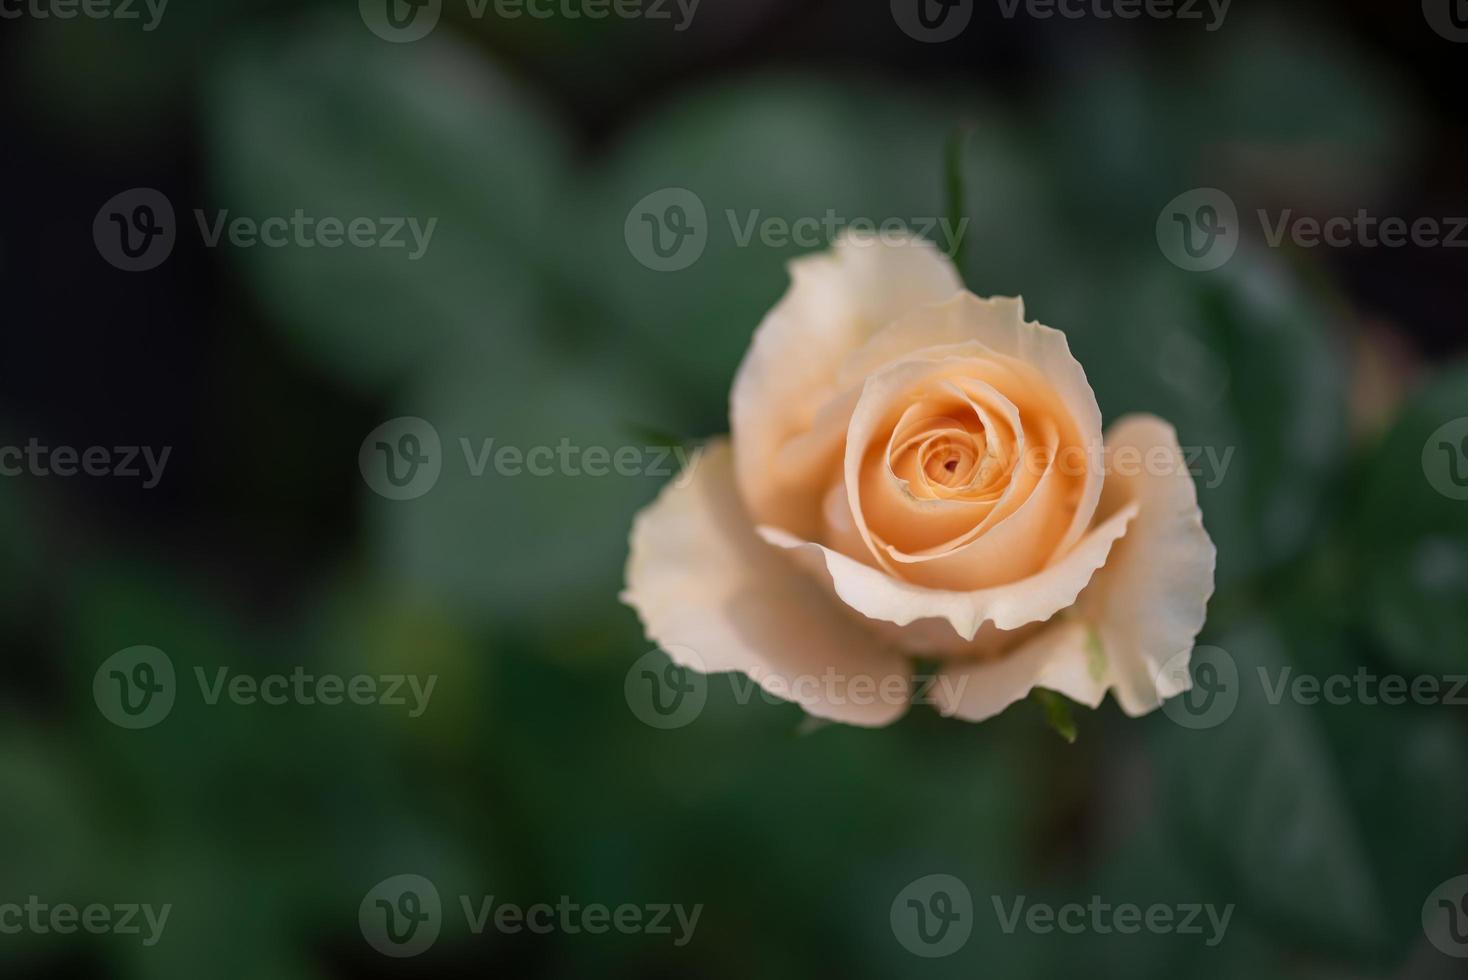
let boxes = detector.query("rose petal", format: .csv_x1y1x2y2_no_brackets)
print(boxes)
757,497,1139,642
729,231,962,537
928,620,1110,722
875,412,1066,590
622,439,913,727
862,378,1023,554
933,414,1217,721
843,352,1089,589
840,293,1105,557
1079,414,1218,715
820,476,872,566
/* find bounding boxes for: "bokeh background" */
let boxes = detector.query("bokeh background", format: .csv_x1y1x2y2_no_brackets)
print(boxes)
3,0,1468,977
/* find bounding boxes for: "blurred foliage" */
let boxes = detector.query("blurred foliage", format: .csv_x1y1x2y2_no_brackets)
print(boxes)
2,4,1467,980
207,14,573,392
1355,363,1468,676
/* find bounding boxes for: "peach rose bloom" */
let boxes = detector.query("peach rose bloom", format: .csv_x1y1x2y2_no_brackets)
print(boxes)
623,232,1216,727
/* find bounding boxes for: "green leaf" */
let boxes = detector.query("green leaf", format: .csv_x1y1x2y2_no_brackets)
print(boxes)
1032,689,1079,744
1353,360,1468,674
1149,620,1389,962
205,12,571,391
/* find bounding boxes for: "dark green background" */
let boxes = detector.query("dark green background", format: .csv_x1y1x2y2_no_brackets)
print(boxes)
2,1,1466,977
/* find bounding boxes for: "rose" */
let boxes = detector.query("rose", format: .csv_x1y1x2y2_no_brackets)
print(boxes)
622,232,1216,727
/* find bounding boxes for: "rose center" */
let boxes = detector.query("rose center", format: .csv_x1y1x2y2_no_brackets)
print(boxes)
885,399,1018,504
918,435,981,489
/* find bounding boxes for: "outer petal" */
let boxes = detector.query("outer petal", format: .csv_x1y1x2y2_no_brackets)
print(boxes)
840,293,1105,556
757,498,1139,642
729,231,962,537
928,620,1111,722
933,414,1217,721
622,439,912,727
